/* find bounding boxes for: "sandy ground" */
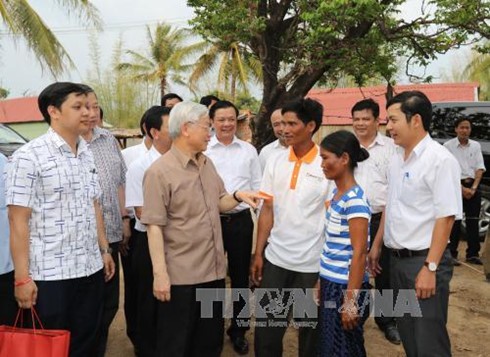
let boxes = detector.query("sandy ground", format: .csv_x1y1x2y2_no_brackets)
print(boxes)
105,242,490,357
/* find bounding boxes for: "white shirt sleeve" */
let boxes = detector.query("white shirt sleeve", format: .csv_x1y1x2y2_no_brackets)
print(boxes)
431,154,463,220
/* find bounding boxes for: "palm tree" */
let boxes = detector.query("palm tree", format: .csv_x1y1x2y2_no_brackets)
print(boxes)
117,23,203,99
463,49,490,101
189,40,262,101
0,0,101,77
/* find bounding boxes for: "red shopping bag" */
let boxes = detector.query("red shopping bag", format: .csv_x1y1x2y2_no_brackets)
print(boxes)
0,308,70,357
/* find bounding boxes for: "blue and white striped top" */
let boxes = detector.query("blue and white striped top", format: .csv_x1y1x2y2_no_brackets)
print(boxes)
320,185,371,285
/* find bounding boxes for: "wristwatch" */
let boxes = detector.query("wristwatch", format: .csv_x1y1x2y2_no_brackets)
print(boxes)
100,246,113,255
424,261,437,272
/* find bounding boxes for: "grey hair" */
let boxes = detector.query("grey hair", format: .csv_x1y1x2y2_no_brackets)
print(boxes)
168,101,209,139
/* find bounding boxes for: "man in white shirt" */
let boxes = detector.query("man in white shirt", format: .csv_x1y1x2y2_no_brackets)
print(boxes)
205,100,262,355
258,108,288,170
444,117,486,265
382,91,462,357
351,99,400,344
121,111,153,167
120,108,154,347
251,98,333,357
6,82,115,357
125,106,172,357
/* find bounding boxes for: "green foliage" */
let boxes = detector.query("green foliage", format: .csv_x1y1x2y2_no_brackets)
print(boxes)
463,47,490,101
85,34,158,129
0,86,9,99
189,39,262,101
188,0,490,146
0,0,101,77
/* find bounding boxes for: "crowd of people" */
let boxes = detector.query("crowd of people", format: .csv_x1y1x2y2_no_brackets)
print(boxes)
0,81,487,357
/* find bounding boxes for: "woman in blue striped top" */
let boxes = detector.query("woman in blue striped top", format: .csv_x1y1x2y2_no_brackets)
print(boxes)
318,130,371,356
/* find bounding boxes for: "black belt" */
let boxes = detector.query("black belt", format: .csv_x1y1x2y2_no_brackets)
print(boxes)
220,209,251,222
390,248,429,258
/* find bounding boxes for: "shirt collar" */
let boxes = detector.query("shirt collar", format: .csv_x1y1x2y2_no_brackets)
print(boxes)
273,139,288,149
457,138,471,148
91,127,109,141
47,127,88,156
208,135,241,148
412,133,431,158
288,144,318,164
170,145,207,169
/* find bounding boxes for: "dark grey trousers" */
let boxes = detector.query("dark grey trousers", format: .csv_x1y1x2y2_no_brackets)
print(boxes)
391,249,453,357
254,259,319,357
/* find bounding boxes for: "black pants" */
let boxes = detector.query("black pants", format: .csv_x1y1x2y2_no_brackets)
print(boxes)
0,270,17,326
34,269,105,357
155,279,225,357
449,184,481,259
254,259,319,357
220,209,253,338
391,249,453,357
369,212,396,330
120,218,138,346
93,242,120,357
133,230,158,357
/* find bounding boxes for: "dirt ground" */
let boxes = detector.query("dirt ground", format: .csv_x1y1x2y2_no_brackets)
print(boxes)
106,242,490,357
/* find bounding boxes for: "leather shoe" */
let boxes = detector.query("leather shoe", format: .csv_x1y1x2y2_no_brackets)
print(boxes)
452,258,461,266
384,325,401,345
230,335,249,355
466,256,483,265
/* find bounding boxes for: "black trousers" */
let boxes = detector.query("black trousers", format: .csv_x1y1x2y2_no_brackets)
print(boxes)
93,242,120,357
391,249,453,357
155,279,225,357
34,269,105,357
133,230,158,357
120,218,138,346
220,209,253,338
254,259,319,357
0,270,17,326
449,183,481,259
369,212,396,329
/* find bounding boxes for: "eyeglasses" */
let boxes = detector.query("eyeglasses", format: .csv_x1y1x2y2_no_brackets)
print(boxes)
187,121,213,132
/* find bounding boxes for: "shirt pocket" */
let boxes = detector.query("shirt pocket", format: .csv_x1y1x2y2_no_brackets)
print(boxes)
297,172,327,207
399,176,422,207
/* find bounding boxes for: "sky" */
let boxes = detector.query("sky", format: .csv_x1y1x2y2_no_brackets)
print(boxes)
0,0,468,98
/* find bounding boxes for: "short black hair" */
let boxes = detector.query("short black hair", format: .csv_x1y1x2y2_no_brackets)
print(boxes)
386,91,432,131
351,98,379,118
281,98,323,134
209,100,239,119
200,95,220,107
99,107,104,120
454,117,471,129
320,130,369,171
145,106,171,140
38,82,89,124
161,93,183,107
140,105,160,136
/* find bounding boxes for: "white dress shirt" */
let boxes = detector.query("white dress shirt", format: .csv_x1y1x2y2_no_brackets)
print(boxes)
122,140,150,167
259,139,288,171
6,128,103,281
205,135,262,213
443,138,486,179
384,134,462,250
126,146,162,232
355,133,396,214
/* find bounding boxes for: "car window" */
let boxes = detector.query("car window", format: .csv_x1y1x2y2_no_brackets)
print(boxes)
431,105,490,141
0,124,27,144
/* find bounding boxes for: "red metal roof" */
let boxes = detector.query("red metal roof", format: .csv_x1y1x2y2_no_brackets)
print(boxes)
308,82,479,125
0,97,43,124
